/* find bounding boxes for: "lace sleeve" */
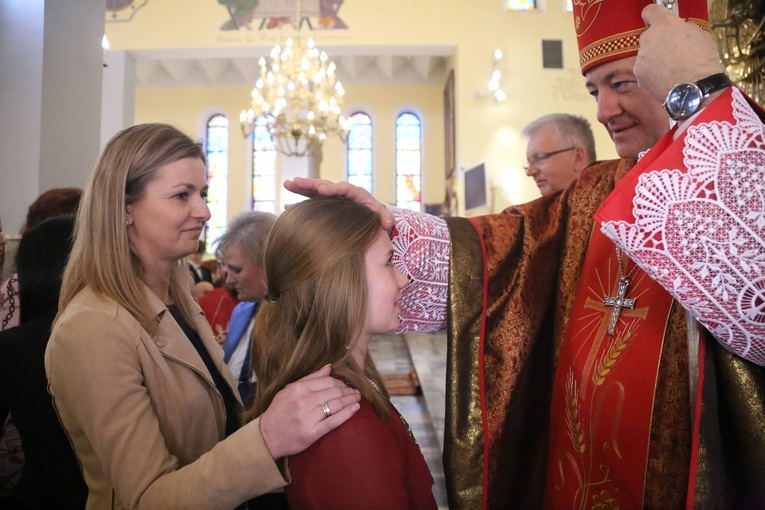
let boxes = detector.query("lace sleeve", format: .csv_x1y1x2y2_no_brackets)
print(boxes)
599,88,765,365
388,206,450,333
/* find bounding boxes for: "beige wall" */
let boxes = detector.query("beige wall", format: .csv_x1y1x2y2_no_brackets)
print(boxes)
114,0,618,219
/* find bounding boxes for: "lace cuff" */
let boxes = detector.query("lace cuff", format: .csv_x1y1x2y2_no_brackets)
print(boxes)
388,206,450,332
599,88,765,365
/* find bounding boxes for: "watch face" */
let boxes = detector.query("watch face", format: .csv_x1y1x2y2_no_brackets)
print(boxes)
666,83,703,119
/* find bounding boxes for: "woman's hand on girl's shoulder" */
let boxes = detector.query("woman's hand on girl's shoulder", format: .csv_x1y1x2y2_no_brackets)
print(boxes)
259,364,361,459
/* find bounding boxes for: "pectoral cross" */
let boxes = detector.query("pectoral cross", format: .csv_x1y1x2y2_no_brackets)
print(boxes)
603,277,637,335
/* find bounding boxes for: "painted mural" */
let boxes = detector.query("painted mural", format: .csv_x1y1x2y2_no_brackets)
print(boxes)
106,0,148,22
218,0,348,31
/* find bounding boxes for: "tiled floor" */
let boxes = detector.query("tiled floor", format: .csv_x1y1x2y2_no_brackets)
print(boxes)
369,332,448,510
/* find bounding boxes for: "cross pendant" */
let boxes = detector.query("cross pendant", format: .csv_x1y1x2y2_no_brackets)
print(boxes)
603,277,637,335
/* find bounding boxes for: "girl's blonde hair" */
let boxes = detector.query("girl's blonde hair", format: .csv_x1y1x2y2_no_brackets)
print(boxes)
58,123,205,335
245,198,390,422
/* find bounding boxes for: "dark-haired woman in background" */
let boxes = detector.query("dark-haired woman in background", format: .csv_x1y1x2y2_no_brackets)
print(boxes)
0,215,87,509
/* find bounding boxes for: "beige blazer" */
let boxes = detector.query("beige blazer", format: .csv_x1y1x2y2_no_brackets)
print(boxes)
45,285,288,510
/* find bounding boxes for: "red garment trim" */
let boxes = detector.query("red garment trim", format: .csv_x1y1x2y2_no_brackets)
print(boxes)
685,334,707,510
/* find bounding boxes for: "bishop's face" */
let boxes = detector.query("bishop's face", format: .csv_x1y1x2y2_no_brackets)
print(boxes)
585,56,670,160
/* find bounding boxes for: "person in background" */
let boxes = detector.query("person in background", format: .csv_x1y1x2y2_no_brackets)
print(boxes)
23,188,82,233
246,198,436,510
0,187,83,506
219,211,277,407
0,215,87,509
0,187,82,332
521,113,596,195
45,123,361,509
192,280,214,302
188,240,213,284
198,246,240,346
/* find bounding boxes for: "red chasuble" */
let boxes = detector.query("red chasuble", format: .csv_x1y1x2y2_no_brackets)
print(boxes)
545,88,765,508
544,227,674,508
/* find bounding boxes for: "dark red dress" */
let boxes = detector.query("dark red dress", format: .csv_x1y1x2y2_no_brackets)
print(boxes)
286,397,437,510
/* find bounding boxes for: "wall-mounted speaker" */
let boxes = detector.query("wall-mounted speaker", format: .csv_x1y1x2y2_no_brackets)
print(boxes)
542,39,563,69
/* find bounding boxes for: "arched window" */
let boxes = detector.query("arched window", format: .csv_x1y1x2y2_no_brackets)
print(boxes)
252,116,277,213
205,114,228,253
395,112,422,212
346,112,373,193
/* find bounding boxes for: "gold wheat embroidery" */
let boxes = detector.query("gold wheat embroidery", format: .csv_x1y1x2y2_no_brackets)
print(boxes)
565,370,585,454
592,329,632,387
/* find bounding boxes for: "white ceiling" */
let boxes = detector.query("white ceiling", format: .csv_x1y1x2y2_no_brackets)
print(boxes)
131,47,454,89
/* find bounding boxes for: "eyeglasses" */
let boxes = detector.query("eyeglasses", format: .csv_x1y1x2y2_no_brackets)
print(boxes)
523,147,575,171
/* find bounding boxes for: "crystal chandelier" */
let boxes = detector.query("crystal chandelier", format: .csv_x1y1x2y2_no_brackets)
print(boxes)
240,36,349,157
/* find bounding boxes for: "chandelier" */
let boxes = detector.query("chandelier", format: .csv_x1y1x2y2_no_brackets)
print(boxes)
240,36,349,157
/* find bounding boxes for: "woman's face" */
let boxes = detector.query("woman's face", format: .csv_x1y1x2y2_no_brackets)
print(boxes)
360,229,408,340
126,157,210,269
222,244,267,302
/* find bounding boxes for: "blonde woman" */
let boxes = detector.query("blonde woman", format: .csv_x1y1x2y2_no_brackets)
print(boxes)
45,124,360,509
246,198,436,510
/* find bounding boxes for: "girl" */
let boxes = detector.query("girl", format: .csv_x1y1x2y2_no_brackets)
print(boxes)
246,198,436,510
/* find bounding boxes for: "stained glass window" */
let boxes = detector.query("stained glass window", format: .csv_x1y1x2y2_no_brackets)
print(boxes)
205,114,228,254
506,0,536,10
395,112,422,212
346,112,373,193
252,116,277,214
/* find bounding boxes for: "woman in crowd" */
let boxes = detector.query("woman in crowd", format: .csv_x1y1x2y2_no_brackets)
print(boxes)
0,215,87,509
246,198,436,510
1,187,82,332
45,123,361,509
0,188,84,506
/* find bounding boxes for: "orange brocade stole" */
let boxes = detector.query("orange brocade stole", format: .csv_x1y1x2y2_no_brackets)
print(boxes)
544,228,674,508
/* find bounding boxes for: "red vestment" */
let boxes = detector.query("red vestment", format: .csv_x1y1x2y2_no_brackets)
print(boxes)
391,89,765,509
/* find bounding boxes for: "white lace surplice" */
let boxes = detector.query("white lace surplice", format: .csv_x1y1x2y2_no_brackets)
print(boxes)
599,88,765,366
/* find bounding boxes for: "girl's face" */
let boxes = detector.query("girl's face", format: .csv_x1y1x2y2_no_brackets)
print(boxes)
359,228,408,341
126,157,210,270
